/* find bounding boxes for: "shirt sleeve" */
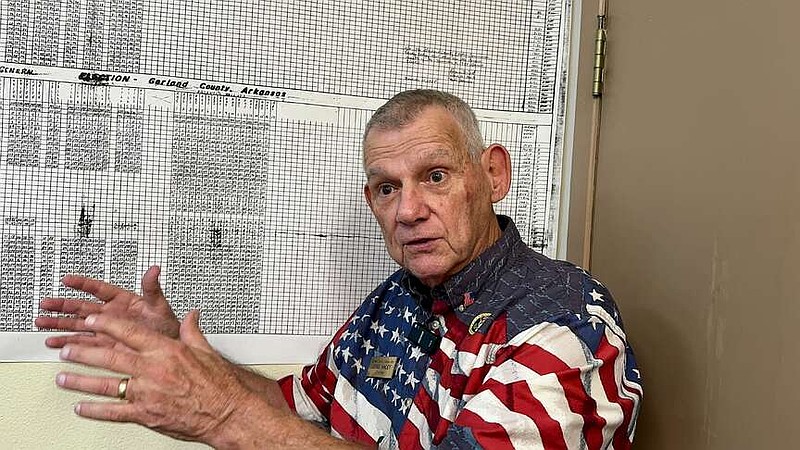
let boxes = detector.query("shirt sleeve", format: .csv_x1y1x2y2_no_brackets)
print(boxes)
277,326,348,425
441,311,643,450
277,347,334,425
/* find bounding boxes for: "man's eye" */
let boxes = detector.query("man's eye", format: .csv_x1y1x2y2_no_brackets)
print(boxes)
429,170,445,183
378,184,395,196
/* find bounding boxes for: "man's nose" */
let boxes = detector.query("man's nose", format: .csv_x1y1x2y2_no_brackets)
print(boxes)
396,185,429,224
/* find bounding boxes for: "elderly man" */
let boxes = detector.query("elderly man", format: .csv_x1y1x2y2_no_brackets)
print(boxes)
37,89,641,449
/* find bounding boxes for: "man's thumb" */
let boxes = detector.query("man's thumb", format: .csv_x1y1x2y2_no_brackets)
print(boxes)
141,265,166,300
180,309,211,349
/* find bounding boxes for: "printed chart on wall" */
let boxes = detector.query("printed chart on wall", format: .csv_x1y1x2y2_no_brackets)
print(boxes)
0,0,573,362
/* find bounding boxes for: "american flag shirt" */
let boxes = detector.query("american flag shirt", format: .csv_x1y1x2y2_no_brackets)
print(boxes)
279,216,642,449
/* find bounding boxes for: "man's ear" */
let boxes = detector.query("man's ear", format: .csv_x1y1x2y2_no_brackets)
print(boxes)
481,143,512,203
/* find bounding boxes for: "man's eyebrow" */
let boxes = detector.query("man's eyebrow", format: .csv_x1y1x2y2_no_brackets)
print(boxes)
421,147,454,160
365,167,386,179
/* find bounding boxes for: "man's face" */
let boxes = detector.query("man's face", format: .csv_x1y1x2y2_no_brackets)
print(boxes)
363,106,502,287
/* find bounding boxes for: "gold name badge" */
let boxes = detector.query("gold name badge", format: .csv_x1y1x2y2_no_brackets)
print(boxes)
367,356,398,379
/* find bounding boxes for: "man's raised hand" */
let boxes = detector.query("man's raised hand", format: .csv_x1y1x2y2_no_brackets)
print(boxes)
36,265,180,350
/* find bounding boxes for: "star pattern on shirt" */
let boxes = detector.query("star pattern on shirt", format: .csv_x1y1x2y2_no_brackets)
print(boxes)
353,358,364,374
409,346,424,361
376,324,388,338
390,327,402,344
397,363,407,379
341,347,352,363
405,371,419,389
589,289,605,302
361,338,374,353
332,276,433,432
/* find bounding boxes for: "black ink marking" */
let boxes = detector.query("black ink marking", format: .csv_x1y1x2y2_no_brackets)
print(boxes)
0,66,35,75
77,204,95,238
275,231,383,241
210,228,223,248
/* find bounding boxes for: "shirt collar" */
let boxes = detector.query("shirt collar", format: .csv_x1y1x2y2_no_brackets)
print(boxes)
401,215,521,312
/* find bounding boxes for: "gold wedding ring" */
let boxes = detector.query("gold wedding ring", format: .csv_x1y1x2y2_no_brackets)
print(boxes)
117,377,130,400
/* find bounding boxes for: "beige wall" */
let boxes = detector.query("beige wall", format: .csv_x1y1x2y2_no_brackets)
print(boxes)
0,364,301,448
569,0,800,448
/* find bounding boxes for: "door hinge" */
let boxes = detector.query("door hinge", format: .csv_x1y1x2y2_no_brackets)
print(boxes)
592,15,608,97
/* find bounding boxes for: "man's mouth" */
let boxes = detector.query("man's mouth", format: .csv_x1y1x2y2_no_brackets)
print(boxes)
402,237,438,252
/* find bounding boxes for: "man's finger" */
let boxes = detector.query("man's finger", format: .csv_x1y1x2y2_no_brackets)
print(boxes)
44,333,93,348
74,401,138,423
43,332,114,349
61,275,133,304
141,265,167,305
35,315,90,332
56,371,130,398
39,298,103,316
82,314,163,352
60,344,141,374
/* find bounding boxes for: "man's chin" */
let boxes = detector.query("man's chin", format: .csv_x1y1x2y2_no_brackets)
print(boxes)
404,260,448,287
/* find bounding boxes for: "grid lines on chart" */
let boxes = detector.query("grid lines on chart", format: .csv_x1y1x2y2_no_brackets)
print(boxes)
0,0,567,112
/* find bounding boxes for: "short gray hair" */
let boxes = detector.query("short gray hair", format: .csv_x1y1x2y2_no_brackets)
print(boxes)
362,89,485,161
